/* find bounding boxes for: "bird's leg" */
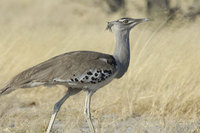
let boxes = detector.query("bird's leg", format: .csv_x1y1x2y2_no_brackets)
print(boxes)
46,90,71,133
84,91,95,133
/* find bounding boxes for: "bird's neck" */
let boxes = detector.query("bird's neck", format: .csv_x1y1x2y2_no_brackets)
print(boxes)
113,30,130,78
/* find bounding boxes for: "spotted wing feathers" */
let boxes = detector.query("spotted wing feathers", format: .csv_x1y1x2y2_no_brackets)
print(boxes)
0,51,117,95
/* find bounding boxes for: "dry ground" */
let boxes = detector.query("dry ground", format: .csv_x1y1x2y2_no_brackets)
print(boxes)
0,0,200,133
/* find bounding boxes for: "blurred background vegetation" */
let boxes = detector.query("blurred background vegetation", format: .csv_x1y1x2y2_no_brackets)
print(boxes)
105,0,200,20
0,0,199,133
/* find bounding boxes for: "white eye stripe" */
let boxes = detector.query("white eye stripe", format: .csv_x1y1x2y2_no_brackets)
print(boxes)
118,19,132,24
118,19,127,22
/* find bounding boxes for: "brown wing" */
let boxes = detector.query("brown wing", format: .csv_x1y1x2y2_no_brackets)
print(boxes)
6,51,117,89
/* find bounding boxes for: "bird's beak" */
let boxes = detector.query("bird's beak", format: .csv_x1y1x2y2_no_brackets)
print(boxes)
106,21,114,32
134,18,150,24
130,18,149,29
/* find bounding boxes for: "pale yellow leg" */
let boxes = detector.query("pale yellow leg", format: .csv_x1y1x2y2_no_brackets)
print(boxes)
84,91,95,133
46,91,71,133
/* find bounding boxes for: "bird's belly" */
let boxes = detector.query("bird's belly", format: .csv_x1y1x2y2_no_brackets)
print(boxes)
85,75,115,92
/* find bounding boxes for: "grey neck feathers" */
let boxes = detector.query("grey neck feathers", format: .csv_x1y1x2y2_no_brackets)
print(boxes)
113,30,130,78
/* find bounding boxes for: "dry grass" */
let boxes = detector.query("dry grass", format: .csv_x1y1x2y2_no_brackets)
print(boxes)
0,0,200,133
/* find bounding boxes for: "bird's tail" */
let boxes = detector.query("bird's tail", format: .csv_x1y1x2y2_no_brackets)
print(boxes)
0,84,15,96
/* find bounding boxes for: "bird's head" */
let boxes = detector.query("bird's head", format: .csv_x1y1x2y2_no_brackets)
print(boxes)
106,17,149,33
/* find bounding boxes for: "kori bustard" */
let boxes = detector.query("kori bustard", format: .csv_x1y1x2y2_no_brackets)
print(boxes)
0,17,148,133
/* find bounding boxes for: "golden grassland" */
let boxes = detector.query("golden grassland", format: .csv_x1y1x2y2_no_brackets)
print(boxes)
0,0,200,132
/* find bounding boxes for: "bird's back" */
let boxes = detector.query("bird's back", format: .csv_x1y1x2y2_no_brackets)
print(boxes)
0,51,117,95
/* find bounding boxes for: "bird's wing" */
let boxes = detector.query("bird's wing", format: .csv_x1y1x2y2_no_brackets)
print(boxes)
7,51,117,88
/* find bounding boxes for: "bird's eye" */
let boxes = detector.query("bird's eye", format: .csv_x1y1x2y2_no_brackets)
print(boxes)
123,19,129,24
